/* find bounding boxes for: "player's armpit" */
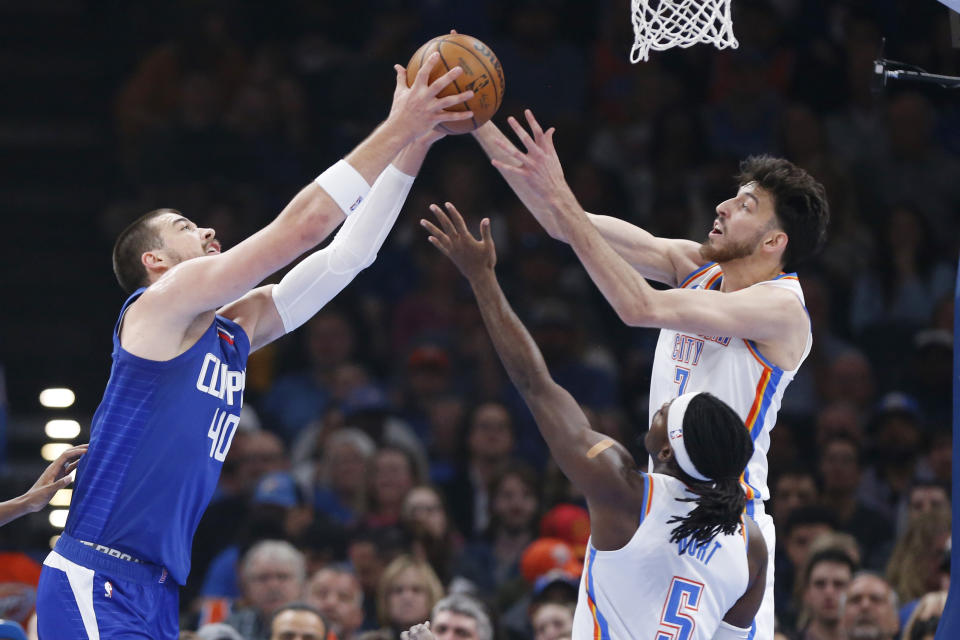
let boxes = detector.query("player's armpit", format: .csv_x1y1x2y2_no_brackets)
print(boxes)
218,285,284,353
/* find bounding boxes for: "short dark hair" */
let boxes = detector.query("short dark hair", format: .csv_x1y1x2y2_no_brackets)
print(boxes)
737,155,829,271
803,547,858,587
784,505,838,537
270,602,327,632
667,393,754,546
820,433,862,466
112,208,174,294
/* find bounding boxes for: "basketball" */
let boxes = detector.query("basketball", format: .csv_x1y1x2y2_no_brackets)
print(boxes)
406,33,505,135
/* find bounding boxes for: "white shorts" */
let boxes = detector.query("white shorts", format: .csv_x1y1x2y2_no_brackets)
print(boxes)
747,500,776,640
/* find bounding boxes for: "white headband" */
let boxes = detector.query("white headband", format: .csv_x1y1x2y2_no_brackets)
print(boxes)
667,392,710,482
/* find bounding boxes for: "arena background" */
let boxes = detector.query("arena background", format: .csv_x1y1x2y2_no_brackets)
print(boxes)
0,0,957,637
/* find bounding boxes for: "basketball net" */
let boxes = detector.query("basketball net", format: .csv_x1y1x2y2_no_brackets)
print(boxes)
630,0,738,63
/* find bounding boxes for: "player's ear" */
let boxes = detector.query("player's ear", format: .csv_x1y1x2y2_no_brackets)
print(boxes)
142,248,167,276
765,229,788,253
658,442,673,463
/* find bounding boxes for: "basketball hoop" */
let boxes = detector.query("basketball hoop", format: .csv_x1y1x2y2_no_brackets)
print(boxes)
630,0,738,63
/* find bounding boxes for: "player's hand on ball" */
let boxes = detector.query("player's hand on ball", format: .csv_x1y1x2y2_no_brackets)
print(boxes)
492,109,570,200
421,202,496,280
389,53,474,140
401,622,435,640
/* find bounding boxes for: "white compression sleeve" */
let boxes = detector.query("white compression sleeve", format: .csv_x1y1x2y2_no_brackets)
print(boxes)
711,621,751,640
271,163,415,333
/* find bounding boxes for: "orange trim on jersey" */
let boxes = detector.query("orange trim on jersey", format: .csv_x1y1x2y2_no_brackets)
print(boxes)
744,367,772,429
743,339,769,368
645,476,655,516
585,561,603,639
740,470,755,501
738,363,773,501
679,262,715,288
704,270,723,290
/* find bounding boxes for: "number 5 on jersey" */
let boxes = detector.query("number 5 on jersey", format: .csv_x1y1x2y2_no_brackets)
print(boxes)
656,577,704,640
207,408,239,461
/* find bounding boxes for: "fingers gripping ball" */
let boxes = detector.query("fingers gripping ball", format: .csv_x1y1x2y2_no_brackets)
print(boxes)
407,33,505,135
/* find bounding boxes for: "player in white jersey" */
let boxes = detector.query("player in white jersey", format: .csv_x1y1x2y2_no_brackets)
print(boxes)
472,111,829,638
420,201,768,640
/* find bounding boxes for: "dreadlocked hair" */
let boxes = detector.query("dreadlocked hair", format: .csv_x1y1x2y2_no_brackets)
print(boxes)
667,393,754,547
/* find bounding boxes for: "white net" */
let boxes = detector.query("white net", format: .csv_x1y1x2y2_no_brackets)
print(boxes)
630,0,738,63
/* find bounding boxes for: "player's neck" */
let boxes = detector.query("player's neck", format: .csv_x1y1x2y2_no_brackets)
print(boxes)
717,257,784,293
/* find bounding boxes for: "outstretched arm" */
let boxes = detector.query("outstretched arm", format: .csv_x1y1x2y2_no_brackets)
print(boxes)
0,444,87,527
494,112,808,353
221,130,444,352
420,203,637,507
473,114,703,286
138,55,475,323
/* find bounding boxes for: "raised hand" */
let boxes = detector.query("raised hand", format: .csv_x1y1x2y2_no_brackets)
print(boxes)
23,444,88,513
420,202,496,281
401,622,435,640
491,109,571,201
388,52,474,141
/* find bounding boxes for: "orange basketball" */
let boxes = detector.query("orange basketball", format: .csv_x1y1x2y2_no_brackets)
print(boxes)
406,33,505,135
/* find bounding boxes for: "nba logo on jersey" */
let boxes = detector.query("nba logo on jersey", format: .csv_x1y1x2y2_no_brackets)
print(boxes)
669,427,683,441
104,581,113,598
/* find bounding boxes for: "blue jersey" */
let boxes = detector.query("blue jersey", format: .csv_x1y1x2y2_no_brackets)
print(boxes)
64,289,250,585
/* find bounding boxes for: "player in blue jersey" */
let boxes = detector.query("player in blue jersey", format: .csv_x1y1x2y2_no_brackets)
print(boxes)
35,54,474,639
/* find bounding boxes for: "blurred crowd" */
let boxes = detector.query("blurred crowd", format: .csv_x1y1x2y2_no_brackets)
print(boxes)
2,0,958,639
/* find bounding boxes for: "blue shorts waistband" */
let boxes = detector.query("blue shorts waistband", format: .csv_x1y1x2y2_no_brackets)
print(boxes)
54,533,170,585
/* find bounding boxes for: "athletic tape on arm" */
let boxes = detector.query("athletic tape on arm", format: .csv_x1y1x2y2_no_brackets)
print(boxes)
315,159,371,215
273,164,415,332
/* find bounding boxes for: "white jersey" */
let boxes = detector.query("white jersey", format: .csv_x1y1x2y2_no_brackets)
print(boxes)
572,473,751,640
648,262,811,504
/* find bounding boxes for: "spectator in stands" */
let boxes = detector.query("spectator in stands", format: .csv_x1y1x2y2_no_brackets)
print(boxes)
225,540,307,640
905,481,950,520
795,547,857,640
310,427,377,526
306,567,365,640
401,485,463,585
263,308,357,441
531,599,575,640
442,401,516,537
400,593,493,640
885,509,951,620
859,393,926,529
268,602,328,640
376,555,445,639
815,402,864,449
366,446,421,529
775,507,838,623
771,466,820,531
840,573,899,640
818,435,892,568
820,350,876,413
348,527,409,629
455,464,541,598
